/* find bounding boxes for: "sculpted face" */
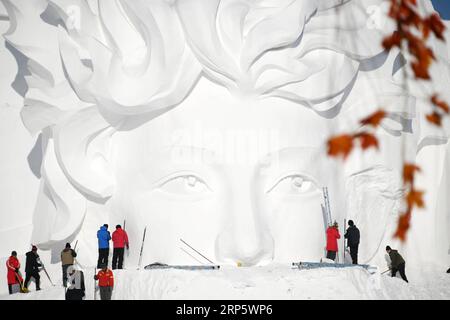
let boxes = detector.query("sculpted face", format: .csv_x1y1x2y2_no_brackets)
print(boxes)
110,81,333,266
4,0,448,269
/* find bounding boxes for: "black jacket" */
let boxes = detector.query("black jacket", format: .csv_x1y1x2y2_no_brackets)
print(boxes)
344,225,360,246
388,250,405,269
25,251,42,273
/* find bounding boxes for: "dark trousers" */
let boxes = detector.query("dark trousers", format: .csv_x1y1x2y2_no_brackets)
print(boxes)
99,286,113,300
66,288,85,300
392,262,408,283
8,284,20,294
349,245,359,265
97,248,109,268
112,248,125,270
326,251,337,261
62,264,72,287
24,271,40,290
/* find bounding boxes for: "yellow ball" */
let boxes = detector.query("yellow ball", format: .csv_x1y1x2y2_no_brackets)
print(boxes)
237,261,242,267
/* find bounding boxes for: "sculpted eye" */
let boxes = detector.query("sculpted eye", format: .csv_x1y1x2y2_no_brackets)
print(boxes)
158,174,211,196
266,174,318,195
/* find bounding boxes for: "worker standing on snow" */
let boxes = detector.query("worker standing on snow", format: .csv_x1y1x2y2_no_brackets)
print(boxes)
65,266,85,300
344,220,360,264
94,264,114,300
24,246,42,291
61,242,77,287
326,221,341,261
97,224,111,268
6,251,26,294
112,224,129,270
386,246,408,283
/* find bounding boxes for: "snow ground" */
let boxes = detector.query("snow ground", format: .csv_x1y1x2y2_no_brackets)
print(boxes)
1,264,449,300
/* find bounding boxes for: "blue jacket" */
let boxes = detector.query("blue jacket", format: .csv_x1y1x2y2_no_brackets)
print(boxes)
97,226,111,249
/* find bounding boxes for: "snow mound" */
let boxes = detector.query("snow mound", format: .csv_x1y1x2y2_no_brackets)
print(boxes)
2,265,450,300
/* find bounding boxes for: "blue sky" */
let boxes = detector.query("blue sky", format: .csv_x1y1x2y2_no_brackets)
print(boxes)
431,0,450,20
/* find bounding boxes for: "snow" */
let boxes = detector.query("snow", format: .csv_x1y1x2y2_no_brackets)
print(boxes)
1,264,449,300
0,0,450,301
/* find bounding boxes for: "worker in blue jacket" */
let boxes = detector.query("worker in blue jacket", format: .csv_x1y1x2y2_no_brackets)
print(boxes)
97,224,111,268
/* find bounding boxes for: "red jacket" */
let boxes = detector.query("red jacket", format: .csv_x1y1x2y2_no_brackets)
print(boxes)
326,227,341,252
96,269,114,287
6,256,22,285
112,228,129,248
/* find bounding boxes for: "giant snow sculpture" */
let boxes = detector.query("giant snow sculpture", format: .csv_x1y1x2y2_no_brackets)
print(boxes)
0,0,449,269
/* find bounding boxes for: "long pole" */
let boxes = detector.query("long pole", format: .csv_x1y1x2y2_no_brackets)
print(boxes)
321,204,328,258
93,267,97,300
37,255,55,286
72,240,84,269
42,265,55,286
179,247,205,265
180,239,215,264
123,219,128,265
343,219,346,263
73,240,79,262
15,272,26,293
137,227,147,270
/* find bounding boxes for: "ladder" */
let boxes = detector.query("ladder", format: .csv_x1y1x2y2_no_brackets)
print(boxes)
322,187,339,263
322,187,332,226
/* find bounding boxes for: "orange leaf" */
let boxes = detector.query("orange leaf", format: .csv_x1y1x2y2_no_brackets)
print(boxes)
394,212,412,242
427,13,446,40
406,189,425,208
327,135,354,159
360,110,386,127
431,95,449,113
382,32,402,50
403,163,421,184
358,133,379,150
421,21,431,39
426,112,442,126
412,61,431,79
398,2,414,21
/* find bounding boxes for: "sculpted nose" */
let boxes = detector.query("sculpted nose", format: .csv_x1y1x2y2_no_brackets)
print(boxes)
215,181,274,266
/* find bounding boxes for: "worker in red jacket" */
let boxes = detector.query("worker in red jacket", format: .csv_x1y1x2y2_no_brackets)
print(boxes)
111,224,129,270
326,221,341,262
94,264,114,300
6,251,26,294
